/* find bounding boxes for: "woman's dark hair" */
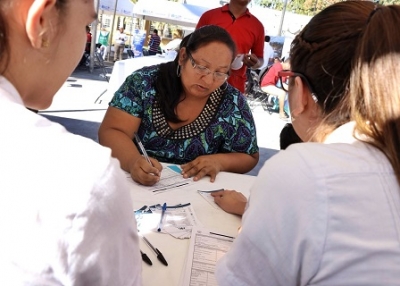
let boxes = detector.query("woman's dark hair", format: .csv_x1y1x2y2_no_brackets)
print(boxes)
349,5,400,186
289,1,376,141
155,25,236,123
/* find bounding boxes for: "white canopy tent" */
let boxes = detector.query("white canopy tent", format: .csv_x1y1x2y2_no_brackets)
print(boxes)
88,0,134,71
133,0,210,28
99,0,134,16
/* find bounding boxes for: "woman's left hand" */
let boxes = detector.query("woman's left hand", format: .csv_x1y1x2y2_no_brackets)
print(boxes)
211,190,247,216
181,155,222,182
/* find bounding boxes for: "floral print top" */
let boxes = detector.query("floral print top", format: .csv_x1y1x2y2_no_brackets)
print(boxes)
109,64,258,165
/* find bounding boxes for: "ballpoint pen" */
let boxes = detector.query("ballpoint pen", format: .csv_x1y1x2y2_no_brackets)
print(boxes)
142,236,168,266
134,132,153,166
198,188,224,193
157,203,167,232
140,250,153,266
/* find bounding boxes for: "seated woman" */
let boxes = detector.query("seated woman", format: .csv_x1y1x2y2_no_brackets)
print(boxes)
214,2,400,285
260,58,291,119
98,25,259,186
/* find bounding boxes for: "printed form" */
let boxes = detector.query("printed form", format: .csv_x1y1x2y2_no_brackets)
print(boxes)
182,227,235,286
150,166,193,193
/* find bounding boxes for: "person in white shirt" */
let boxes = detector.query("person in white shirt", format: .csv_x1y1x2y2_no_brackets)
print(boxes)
114,27,128,61
0,1,142,285
214,1,400,285
163,30,183,52
260,35,275,69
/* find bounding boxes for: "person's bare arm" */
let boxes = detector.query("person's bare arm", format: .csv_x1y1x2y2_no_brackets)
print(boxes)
98,107,161,185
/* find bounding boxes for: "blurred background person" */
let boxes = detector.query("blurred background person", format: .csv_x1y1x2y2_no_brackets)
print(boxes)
79,25,92,66
148,29,161,56
260,58,291,119
260,35,275,70
98,26,110,60
163,29,183,52
113,27,127,62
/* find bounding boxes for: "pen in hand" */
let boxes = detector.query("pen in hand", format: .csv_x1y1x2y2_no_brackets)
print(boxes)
142,236,168,266
157,203,167,232
134,132,153,167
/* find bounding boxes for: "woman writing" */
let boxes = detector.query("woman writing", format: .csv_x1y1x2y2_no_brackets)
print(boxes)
99,25,259,186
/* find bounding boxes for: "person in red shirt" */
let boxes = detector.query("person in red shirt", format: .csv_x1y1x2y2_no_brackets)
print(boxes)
261,58,290,119
196,0,264,93
85,25,92,53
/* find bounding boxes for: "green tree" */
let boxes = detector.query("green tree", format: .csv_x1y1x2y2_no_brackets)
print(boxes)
257,0,400,16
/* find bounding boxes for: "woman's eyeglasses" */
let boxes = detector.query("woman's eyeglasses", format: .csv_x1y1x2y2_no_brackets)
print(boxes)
187,52,229,82
278,70,318,103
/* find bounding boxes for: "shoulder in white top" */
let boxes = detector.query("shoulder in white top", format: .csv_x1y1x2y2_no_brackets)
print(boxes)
216,122,400,285
0,76,142,286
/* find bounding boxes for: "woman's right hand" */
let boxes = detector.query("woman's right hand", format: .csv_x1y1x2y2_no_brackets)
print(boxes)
130,156,162,186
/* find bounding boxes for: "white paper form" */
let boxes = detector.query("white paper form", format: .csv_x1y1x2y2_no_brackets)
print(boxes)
182,227,235,286
197,189,224,210
126,165,194,193
150,166,194,193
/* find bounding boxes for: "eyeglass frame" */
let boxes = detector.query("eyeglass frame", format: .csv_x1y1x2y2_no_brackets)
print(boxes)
186,52,230,82
278,70,318,103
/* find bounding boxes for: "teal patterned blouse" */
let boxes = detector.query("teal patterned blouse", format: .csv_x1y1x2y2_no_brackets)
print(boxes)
109,64,259,165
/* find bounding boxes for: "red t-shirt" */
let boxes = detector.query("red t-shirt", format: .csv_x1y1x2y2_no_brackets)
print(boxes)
196,4,265,93
85,32,92,52
261,62,283,87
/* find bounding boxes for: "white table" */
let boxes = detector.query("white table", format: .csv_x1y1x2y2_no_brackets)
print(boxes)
127,169,255,286
107,55,173,97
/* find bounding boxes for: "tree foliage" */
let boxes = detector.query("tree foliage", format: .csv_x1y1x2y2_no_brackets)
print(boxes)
253,0,400,16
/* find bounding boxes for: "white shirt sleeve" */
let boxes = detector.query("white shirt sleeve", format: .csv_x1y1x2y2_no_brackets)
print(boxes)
60,158,142,285
216,148,327,286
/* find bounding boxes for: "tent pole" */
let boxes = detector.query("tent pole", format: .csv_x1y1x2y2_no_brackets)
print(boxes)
107,0,119,62
277,0,288,36
89,0,101,73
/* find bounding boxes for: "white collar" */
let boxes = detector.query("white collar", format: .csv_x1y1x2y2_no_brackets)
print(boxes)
0,76,24,106
323,122,358,144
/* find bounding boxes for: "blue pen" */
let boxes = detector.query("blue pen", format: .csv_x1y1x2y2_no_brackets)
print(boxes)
157,203,167,232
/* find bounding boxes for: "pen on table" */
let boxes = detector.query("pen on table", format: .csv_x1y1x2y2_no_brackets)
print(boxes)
198,188,224,193
210,231,235,240
142,236,168,266
140,250,153,266
134,132,153,166
157,202,167,232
